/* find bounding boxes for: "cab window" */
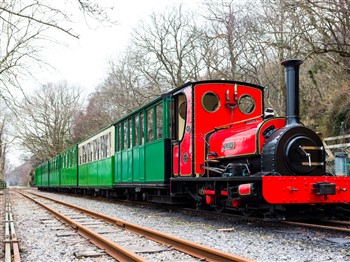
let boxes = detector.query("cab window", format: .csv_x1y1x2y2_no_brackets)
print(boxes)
177,94,186,140
202,92,220,112
238,94,256,114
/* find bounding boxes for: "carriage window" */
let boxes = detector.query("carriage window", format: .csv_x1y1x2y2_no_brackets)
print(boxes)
82,145,86,163
102,135,105,158
202,92,220,112
128,118,132,148
117,124,121,151
156,104,163,139
87,143,91,162
72,150,75,165
134,116,139,146
238,94,256,114
140,112,144,145
105,133,109,157
109,132,112,154
93,140,96,161
147,108,154,142
169,100,174,138
96,138,100,159
123,121,127,150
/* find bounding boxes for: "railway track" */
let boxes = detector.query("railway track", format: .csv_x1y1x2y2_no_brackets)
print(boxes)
180,204,350,234
3,190,21,262
32,190,350,234
282,220,350,233
18,190,253,262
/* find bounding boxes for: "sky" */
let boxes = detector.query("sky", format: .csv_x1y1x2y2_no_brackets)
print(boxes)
30,0,199,96
10,0,201,167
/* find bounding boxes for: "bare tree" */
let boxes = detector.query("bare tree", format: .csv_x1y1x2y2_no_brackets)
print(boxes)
0,0,113,172
0,99,15,183
0,1,113,106
202,0,249,80
72,50,157,142
248,0,307,115
0,117,7,181
131,5,203,88
292,1,350,60
17,82,83,163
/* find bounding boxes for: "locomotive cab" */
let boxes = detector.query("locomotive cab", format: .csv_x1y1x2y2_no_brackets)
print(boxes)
170,80,265,178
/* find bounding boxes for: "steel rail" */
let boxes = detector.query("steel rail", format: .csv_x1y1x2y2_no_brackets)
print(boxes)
18,191,147,262
323,220,350,226
26,191,254,262
4,190,21,262
282,220,350,233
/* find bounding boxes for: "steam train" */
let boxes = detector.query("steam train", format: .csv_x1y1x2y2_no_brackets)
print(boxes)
35,59,350,219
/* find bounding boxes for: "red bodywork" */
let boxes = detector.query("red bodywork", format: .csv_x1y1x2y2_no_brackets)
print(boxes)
193,82,264,174
173,81,264,176
208,120,261,159
207,118,287,160
262,176,350,204
171,80,350,207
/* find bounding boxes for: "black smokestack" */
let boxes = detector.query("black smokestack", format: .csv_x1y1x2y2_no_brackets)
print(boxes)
281,59,303,126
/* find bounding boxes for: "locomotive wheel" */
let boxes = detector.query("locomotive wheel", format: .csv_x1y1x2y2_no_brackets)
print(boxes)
241,210,253,217
215,201,225,213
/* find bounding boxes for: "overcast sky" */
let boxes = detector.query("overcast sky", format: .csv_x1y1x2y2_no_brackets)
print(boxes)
29,0,198,95
11,0,200,167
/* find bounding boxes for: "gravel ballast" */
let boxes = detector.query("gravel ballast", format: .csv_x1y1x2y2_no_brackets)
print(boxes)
10,189,350,262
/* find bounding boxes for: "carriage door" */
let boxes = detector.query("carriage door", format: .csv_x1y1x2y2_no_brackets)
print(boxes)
172,87,193,176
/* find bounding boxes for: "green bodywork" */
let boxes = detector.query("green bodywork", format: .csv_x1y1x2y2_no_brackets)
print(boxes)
78,156,114,187
115,140,168,183
35,165,42,187
61,145,78,186
41,161,49,187
48,155,61,186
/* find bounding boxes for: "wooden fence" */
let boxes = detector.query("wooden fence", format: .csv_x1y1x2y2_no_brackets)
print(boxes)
322,134,350,162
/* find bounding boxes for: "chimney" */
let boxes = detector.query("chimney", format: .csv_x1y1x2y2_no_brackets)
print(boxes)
281,59,303,125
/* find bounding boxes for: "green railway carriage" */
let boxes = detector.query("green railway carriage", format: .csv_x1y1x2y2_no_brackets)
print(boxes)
61,145,78,187
35,164,42,187
78,125,115,188
48,155,61,186
114,96,172,198
35,90,172,198
35,86,171,199
41,161,49,187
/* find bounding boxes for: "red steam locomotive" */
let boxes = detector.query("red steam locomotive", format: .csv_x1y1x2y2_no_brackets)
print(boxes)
170,59,350,218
